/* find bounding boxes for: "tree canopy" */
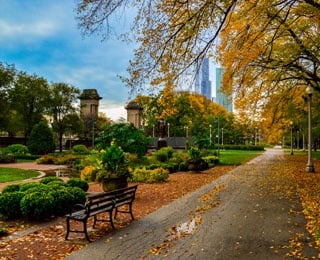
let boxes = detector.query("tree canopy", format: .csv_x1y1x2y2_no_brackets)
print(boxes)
76,0,320,143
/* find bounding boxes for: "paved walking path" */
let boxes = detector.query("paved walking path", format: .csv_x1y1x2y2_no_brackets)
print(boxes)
66,148,318,259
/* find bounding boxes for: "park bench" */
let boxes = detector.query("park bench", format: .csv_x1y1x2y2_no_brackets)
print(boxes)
65,184,138,242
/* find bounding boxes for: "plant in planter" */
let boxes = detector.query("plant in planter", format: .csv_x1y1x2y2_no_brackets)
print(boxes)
186,146,208,171
96,143,131,191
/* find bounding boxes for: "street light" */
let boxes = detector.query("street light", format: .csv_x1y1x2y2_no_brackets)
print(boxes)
290,121,293,155
306,86,315,172
221,128,224,146
185,126,189,137
167,122,170,138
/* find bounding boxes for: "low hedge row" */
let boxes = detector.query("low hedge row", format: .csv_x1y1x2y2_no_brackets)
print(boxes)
0,155,16,163
0,177,88,220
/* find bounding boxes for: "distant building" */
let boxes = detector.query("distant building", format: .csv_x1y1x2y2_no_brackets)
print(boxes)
215,68,233,112
125,100,143,128
195,58,212,100
79,89,102,119
79,89,102,137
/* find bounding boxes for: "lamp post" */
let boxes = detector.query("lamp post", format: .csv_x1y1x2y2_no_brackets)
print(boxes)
290,121,293,155
221,128,224,146
306,86,315,172
167,122,170,138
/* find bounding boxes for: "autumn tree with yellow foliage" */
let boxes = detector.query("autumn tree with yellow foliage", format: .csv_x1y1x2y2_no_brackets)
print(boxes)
76,0,320,144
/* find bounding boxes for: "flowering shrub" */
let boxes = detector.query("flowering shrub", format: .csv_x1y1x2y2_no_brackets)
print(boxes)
131,167,169,183
80,165,97,181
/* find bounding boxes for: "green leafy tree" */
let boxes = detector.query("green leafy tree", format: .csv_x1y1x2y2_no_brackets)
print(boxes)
27,121,56,155
95,123,149,157
0,62,16,136
48,83,81,152
9,72,50,141
76,0,320,143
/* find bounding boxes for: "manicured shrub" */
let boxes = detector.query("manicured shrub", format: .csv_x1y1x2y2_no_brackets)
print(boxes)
36,154,56,164
19,182,41,192
131,167,169,183
48,188,74,216
1,184,20,194
161,162,179,173
2,144,29,156
0,192,25,219
46,181,67,190
179,161,188,171
80,165,97,181
149,168,169,183
156,149,168,162
27,121,56,155
66,178,89,192
203,155,219,166
20,191,55,220
0,154,16,163
72,144,89,154
68,187,86,205
39,176,64,185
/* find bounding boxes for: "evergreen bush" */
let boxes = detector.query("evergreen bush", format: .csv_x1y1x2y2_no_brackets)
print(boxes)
0,192,25,219
48,188,74,216
72,144,89,154
68,187,86,205
39,176,64,185
20,191,55,220
2,144,29,156
131,167,169,183
19,182,41,192
1,184,20,194
0,154,16,163
66,178,89,192
27,121,56,155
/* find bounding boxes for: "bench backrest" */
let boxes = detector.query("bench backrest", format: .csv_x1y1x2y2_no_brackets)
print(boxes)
86,192,115,215
104,185,138,206
86,185,138,214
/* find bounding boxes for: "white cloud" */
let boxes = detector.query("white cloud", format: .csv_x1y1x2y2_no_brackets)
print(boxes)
99,100,127,121
0,20,57,39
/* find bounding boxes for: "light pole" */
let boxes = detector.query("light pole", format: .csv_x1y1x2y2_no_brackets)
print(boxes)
290,121,293,155
306,86,315,173
167,122,170,138
185,126,189,137
209,124,212,148
221,128,224,146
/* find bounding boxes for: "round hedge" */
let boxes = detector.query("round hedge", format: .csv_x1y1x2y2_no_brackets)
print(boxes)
20,191,55,220
0,191,25,219
66,178,89,192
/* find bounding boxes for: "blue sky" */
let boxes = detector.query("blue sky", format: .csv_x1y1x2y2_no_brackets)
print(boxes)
0,0,135,120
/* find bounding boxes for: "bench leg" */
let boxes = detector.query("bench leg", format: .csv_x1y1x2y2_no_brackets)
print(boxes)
114,204,135,220
83,221,91,242
65,217,91,242
129,203,134,220
65,217,70,240
109,211,115,230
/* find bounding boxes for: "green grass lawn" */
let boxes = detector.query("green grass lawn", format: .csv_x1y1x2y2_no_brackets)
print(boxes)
0,168,39,183
218,150,265,165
